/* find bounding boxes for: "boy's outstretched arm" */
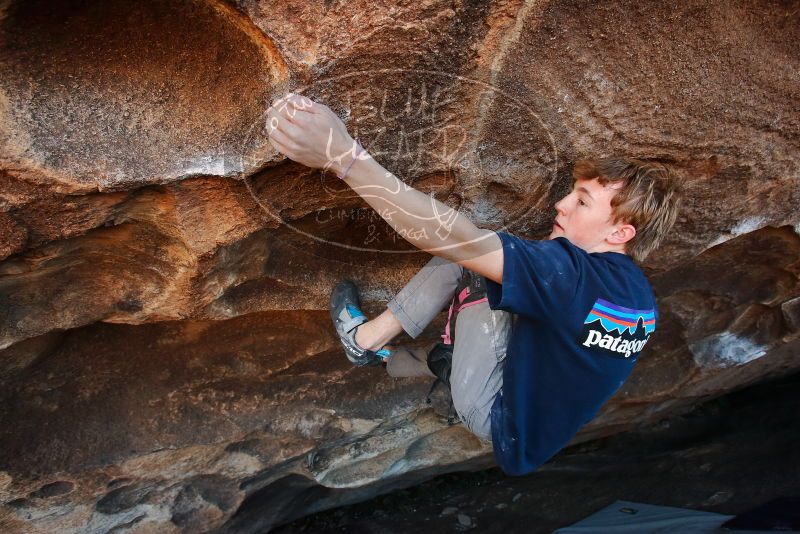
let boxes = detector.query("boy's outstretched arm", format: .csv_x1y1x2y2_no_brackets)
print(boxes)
266,93,504,284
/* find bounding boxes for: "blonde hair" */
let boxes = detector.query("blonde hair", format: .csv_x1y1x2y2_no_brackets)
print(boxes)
572,158,685,263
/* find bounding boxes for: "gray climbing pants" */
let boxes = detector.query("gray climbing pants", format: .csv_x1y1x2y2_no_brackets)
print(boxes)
386,255,514,443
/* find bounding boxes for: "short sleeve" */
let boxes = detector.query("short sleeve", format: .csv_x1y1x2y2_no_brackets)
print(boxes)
485,232,582,320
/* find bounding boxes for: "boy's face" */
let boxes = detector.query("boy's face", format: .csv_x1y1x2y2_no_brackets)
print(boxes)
548,177,634,254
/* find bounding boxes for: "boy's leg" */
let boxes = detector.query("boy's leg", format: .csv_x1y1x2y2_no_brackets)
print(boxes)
383,255,463,378
384,342,438,378
449,298,513,442
387,255,463,339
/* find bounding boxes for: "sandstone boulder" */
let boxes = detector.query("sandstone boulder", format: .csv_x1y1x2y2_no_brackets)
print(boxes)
1,0,798,531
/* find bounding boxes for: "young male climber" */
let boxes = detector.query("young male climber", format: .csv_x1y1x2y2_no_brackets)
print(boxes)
265,93,684,476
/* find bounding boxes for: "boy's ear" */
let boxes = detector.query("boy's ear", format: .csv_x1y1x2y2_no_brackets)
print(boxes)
608,223,636,245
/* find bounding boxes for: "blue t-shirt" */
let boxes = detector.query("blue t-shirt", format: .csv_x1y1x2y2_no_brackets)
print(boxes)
485,231,659,476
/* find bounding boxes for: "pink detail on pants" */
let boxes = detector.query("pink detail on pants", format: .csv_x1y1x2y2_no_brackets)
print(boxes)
441,285,489,344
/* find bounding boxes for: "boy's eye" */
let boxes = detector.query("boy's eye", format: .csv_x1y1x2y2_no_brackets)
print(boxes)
579,199,586,206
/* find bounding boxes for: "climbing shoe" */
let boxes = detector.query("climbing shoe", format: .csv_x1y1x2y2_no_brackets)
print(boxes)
330,280,391,367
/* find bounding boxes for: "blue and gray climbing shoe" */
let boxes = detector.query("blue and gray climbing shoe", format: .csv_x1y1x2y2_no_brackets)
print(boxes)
330,280,392,367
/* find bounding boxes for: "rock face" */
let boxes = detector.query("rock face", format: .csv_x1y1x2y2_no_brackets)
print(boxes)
0,0,798,532
0,0,288,190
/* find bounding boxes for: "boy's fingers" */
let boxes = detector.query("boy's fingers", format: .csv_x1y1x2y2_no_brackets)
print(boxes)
268,95,285,110
268,129,292,155
268,94,294,115
268,107,301,130
271,110,304,131
285,93,319,114
268,97,314,126
269,124,292,145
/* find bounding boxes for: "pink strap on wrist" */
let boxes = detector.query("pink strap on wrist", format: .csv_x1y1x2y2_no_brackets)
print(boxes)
337,138,365,180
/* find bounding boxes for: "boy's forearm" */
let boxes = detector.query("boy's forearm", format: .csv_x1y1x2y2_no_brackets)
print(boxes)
340,153,495,262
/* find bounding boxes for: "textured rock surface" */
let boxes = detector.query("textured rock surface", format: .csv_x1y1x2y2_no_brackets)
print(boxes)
0,0,288,190
277,372,800,533
0,0,798,531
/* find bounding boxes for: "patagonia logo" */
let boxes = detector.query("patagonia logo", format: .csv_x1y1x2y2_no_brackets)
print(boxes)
577,298,656,359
